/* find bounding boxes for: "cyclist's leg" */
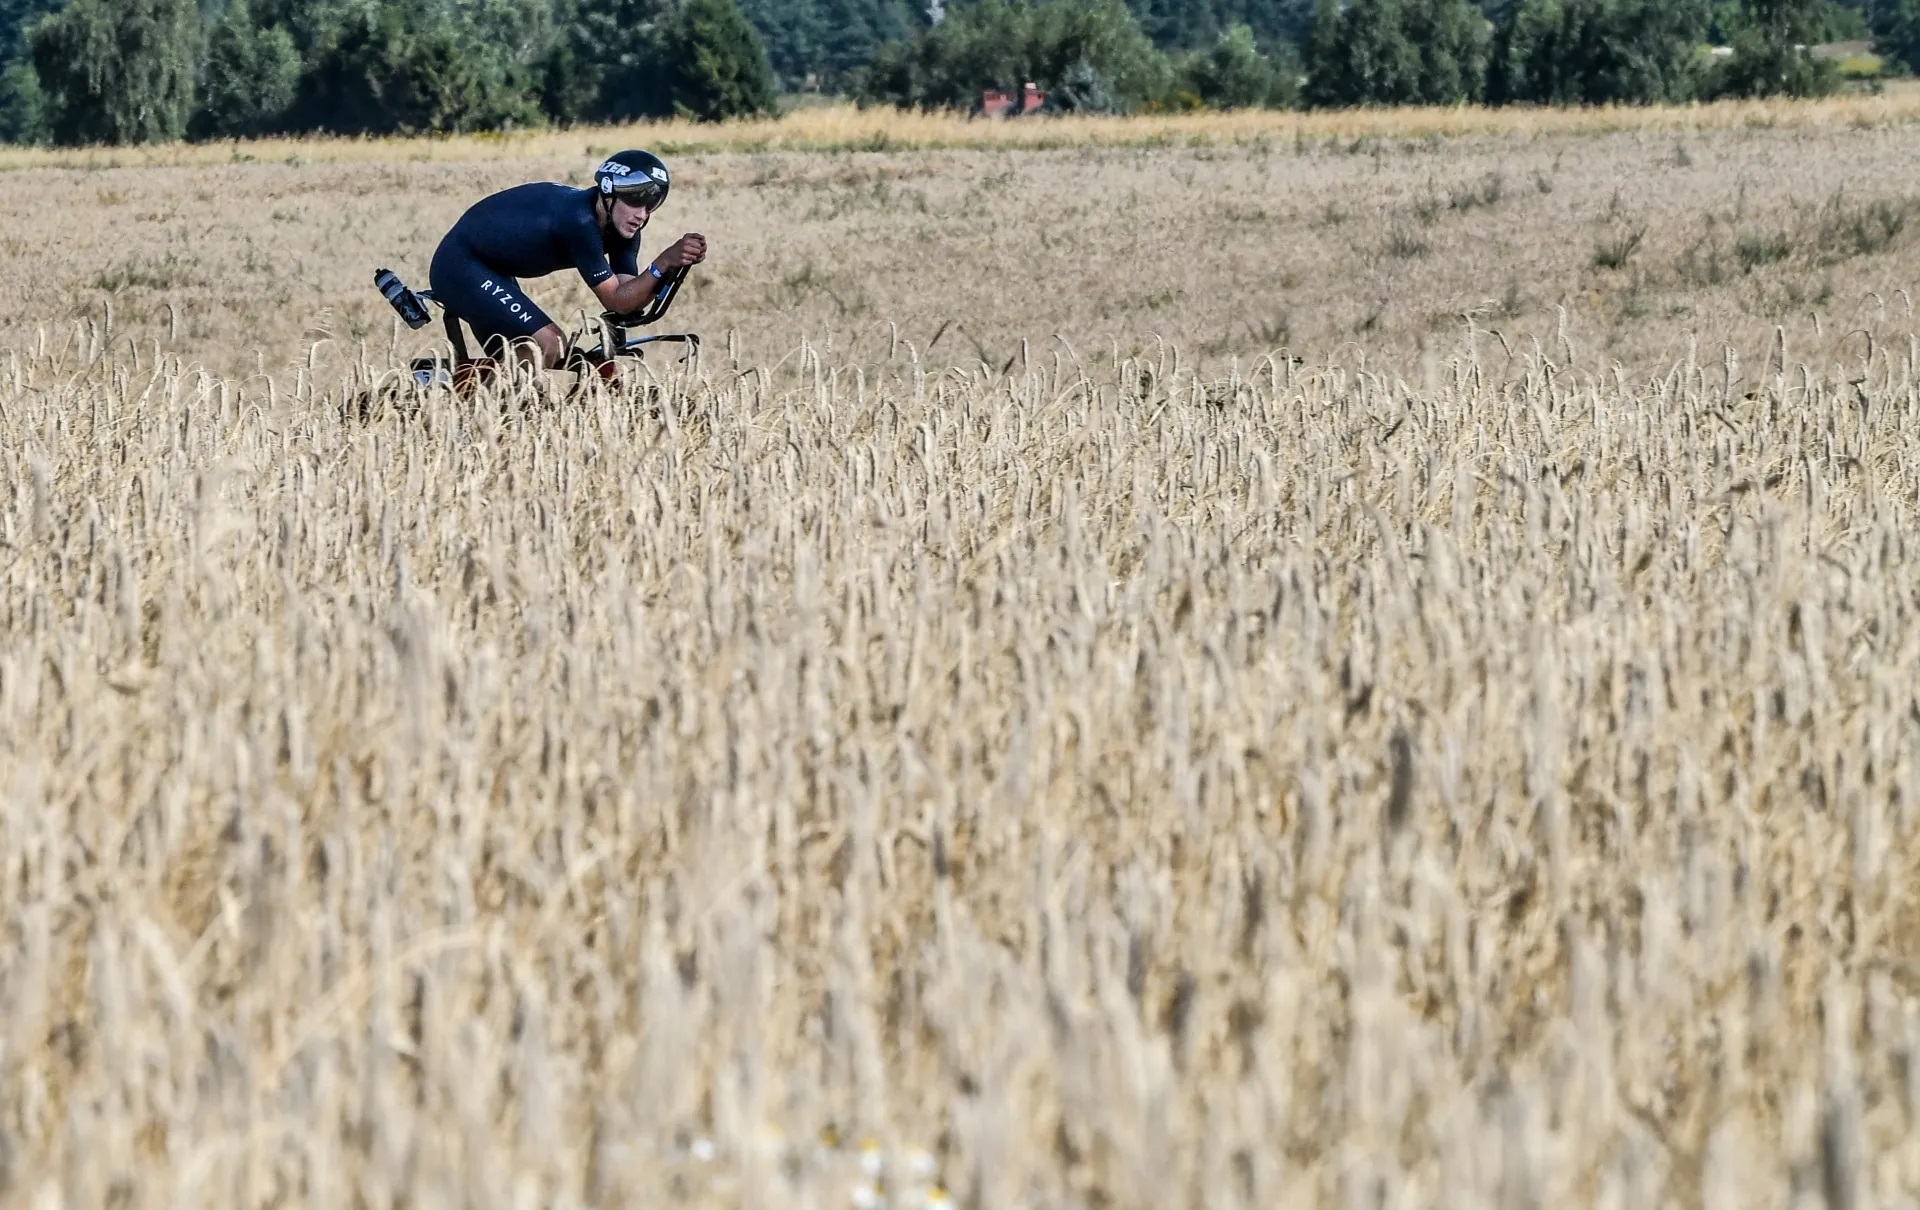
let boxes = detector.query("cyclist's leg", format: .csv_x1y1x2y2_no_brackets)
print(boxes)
429,241,562,368
477,321,565,371
524,323,566,369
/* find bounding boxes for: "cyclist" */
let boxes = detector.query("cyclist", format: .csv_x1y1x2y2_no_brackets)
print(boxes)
427,149,707,370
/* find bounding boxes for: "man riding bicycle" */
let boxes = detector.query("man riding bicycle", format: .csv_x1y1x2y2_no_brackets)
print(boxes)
428,149,707,370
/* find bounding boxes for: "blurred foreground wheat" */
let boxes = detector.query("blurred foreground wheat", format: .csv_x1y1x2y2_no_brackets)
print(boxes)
4,327,1920,1208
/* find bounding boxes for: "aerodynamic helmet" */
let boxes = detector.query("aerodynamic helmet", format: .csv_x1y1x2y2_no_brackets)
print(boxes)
594,149,670,211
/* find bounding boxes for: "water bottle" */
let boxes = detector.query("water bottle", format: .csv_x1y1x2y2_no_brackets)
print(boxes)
375,268,431,330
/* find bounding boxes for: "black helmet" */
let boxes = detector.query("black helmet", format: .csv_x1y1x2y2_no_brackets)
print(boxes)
594,149,670,211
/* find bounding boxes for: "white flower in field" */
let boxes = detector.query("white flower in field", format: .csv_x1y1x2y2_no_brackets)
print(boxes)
690,1137,717,1163
859,1141,886,1178
851,1181,886,1210
922,1188,952,1209
904,1150,937,1181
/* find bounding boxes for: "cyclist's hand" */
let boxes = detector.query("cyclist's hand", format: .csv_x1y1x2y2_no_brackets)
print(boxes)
655,233,707,272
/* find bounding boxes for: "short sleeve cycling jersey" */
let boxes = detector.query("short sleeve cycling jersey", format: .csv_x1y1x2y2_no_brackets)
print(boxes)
427,181,644,348
441,182,641,287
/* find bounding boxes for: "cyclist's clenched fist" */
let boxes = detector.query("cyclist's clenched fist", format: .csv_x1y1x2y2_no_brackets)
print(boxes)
653,233,707,273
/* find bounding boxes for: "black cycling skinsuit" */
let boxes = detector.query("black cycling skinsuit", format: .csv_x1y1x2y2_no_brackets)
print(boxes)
429,182,641,350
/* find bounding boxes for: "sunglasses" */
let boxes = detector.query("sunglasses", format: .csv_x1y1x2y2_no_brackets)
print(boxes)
610,181,667,211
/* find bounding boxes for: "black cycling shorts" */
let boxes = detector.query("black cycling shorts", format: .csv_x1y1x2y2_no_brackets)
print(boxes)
429,238,555,352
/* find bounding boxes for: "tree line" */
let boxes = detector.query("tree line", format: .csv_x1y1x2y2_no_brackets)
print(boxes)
0,0,781,144
865,0,1902,113
0,0,1909,146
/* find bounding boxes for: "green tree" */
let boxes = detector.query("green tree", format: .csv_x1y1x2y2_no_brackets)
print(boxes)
1303,0,1345,104
653,0,778,120
863,0,1170,113
816,0,921,85
1128,0,1317,50
734,0,823,88
0,0,65,143
1305,0,1485,106
875,0,1032,107
1490,0,1708,104
0,0,63,62
1407,0,1492,101
284,0,545,135
0,58,47,142
1182,23,1288,107
247,0,364,53
32,0,201,144
1049,56,1119,110
1709,0,1839,95
1819,0,1869,37
1317,0,1423,105
731,0,924,90
553,0,778,124
1035,0,1171,105
1488,0,1576,102
1744,0,1832,39
543,0,665,124
1871,0,1920,71
1599,0,1712,101
194,0,300,137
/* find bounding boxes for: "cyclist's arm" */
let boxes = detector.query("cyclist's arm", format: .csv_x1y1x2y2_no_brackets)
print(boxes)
585,233,705,315
563,213,659,316
591,271,666,316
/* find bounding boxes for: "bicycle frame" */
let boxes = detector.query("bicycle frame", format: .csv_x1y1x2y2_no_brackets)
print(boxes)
372,265,701,391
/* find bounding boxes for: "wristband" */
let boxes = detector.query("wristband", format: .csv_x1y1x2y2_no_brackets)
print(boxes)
647,264,665,280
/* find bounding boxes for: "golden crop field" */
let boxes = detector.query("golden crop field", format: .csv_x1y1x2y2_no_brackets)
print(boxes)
7,98,1920,1208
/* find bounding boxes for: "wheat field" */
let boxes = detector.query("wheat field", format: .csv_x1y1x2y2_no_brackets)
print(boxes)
7,100,1920,1208
13,101,1920,384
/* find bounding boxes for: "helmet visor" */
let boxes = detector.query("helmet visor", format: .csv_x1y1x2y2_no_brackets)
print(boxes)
610,179,667,211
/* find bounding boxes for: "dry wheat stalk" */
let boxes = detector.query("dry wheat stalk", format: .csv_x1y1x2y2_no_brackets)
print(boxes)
2,315,1919,1207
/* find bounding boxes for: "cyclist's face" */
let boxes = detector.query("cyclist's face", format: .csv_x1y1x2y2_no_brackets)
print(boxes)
609,195,650,238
